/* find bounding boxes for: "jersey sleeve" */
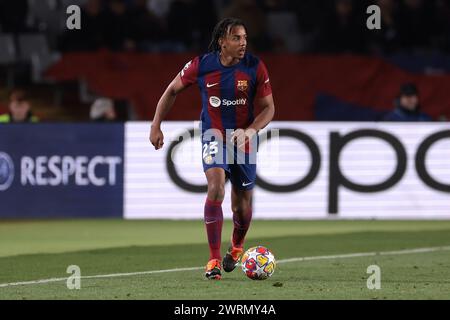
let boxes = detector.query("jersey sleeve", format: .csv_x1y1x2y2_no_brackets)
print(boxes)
179,56,200,86
256,60,272,98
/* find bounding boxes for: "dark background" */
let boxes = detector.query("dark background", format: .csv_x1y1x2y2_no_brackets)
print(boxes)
0,0,449,121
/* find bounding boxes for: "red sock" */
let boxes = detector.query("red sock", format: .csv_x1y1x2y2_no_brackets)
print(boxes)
232,207,252,248
204,198,223,261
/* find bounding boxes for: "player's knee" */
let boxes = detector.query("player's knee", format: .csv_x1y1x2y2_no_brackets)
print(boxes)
207,183,225,201
232,203,249,217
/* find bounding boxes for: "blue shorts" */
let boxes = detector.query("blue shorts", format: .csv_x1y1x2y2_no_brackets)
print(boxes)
201,134,257,191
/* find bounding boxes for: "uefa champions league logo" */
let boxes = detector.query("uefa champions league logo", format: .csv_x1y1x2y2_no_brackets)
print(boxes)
0,152,14,191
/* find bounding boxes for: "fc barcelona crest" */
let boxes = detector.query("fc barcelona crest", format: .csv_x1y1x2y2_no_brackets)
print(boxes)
237,80,248,92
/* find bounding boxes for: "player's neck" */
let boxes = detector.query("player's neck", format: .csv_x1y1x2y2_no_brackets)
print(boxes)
219,52,240,67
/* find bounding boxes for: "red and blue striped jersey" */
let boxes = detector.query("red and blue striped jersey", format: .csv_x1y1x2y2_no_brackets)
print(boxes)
179,51,272,134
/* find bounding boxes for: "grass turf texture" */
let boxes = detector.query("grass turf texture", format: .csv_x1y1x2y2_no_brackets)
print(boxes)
1,220,450,299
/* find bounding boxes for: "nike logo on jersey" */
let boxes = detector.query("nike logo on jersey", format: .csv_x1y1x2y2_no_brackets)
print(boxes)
242,182,253,187
206,82,219,88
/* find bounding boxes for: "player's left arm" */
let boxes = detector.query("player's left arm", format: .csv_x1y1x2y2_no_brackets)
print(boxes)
247,59,275,133
232,94,275,149
248,94,275,132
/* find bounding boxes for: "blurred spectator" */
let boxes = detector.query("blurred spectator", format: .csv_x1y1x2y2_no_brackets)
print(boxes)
103,0,135,51
289,0,322,33
222,0,272,51
433,0,450,53
367,0,401,55
396,0,434,53
288,0,324,53
60,0,106,52
166,0,217,51
0,0,28,33
262,0,303,52
383,83,432,121
315,0,367,54
129,0,166,51
0,89,39,123
148,0,174,18
90,98,117,122
194,0,219,50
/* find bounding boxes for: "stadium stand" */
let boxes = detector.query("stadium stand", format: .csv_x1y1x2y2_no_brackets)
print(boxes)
0,0,449,121
45,53,450,121
0,33,16,88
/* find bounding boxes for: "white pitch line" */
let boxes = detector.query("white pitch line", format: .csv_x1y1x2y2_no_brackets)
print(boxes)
276,245,450,264
0,267,204,288
1,245,449,289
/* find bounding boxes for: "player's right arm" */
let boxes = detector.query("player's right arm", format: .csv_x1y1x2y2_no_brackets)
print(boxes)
150,57,200,150
150,74,187,150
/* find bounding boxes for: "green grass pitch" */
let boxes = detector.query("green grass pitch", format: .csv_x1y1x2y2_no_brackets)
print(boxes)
1,219,450,300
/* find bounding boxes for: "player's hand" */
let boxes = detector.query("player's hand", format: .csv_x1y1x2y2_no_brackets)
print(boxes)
231,128,256,152
150,125,164,150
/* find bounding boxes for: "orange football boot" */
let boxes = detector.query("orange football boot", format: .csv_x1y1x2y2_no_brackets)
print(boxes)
205,258,222,280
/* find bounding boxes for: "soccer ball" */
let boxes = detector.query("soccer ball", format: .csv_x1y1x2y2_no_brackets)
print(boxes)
241,246,276,280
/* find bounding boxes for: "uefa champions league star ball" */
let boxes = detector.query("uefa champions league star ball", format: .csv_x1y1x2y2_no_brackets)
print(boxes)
241,246,276,280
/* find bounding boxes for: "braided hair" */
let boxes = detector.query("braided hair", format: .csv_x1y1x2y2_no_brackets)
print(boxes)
208,18,247,52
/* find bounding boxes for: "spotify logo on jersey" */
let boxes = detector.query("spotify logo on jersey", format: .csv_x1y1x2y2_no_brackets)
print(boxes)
209,96,221,108
209,96,247,108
